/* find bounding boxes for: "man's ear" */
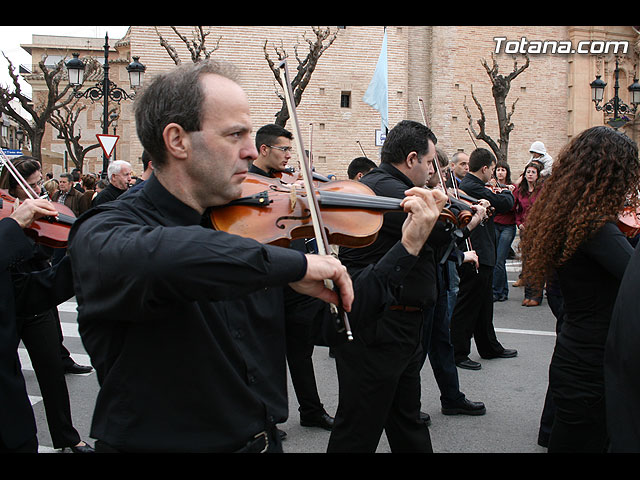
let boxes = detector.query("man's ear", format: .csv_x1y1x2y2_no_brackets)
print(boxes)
162,123,190,160
405,151,419,168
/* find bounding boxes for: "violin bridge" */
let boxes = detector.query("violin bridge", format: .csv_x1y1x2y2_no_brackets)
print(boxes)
289,184,297,211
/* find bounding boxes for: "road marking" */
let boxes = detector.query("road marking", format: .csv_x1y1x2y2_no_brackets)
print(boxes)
496,327,556,337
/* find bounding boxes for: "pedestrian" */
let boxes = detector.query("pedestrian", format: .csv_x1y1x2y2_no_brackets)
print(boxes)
91,160,132,207
514,161,543,306
491,161,516,302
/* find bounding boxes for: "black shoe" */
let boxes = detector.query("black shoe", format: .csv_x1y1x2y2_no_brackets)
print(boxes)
481,348,518,360
499,348,518,358
419,411,432,427
441,398,486,416
456,358,482,370
67,442,95,453
300,412,334,431
64,361,93,374
277,428,287,440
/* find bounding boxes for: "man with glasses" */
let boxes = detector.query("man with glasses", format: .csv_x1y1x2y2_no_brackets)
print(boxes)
250,123,335,437
250,124,293,177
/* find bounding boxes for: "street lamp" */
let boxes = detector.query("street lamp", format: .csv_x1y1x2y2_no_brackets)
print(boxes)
590,59,639,129
15,128,24,149
65,33,146,178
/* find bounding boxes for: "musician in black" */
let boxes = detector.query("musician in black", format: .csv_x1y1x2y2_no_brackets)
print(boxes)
449,148,517,370
67,60,447,453
328,120,458,453
251,123,334,433
520,126,638,452
0,198,76,452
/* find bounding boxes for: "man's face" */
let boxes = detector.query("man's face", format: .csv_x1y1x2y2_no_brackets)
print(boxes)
110,166,132,190
410,140,436,187
452,154,470,179
262,137,292,172
58,176,71,193
480,162,496,183
187,74,258,207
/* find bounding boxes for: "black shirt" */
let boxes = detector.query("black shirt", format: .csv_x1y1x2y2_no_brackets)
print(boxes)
92,183,127,207
68,173,418,452
554,222,632,386
606,237,640,451
458,173,514,267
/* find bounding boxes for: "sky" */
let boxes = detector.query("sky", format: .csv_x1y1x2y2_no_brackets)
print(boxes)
0,26,131,94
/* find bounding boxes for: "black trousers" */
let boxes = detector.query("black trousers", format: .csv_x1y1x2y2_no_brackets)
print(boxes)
327,310,432,453
16,309,80,449
450,264,505,362
286,324,325,419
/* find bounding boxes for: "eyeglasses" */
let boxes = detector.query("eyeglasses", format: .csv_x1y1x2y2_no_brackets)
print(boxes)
267,145,292,153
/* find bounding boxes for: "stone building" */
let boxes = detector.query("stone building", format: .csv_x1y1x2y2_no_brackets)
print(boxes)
23,26,640,180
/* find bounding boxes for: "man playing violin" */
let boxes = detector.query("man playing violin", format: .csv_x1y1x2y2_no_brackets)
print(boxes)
449,148,517,371
251,123,335,435
67,60,448,453
328,120,472,453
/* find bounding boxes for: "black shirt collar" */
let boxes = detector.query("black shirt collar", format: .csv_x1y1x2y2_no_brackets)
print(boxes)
142,173,204,227
378,161,415,188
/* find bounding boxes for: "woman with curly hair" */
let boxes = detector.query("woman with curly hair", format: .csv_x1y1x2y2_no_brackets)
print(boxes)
519,126,639,452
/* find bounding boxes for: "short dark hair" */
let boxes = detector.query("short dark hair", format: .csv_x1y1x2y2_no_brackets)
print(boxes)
255,124,293,150
134,59,239,169
59,173,73,182
347,156,377,179
141,150,152,171
468,148,496,172
380,120,437,165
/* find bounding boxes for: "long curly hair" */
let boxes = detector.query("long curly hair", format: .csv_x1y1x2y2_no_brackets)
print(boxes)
520,126,639,286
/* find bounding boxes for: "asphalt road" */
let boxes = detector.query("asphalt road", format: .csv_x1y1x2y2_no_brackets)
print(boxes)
23,259,558,454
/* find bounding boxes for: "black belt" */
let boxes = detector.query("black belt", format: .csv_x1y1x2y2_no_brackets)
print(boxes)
234,430,269,453
389,305,423,312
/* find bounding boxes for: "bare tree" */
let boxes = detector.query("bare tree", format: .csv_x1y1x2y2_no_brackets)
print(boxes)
263,26,338,127
48,97,107,172
154,26,221,65
464,53,530,163
0,52,102,161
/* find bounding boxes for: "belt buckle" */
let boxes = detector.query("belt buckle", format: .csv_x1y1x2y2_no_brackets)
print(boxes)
254,430,269,453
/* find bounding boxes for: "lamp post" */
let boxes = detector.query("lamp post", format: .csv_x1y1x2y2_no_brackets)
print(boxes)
66,33,146,178
590,59,640,130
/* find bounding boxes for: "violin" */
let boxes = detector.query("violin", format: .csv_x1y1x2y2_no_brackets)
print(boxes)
0,150,75,248
210,173,468,248
618,205,640,238
0,188,76,248
272,166,331,184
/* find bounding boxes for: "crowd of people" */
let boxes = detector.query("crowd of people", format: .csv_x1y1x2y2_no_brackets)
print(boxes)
2,58,640,454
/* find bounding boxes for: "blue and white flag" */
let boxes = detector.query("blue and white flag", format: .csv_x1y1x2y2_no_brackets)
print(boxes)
363,29,388,131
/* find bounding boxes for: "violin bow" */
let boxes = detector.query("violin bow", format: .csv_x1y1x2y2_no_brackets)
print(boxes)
356,140,367,158
279,60,353,341
418,97,477,272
